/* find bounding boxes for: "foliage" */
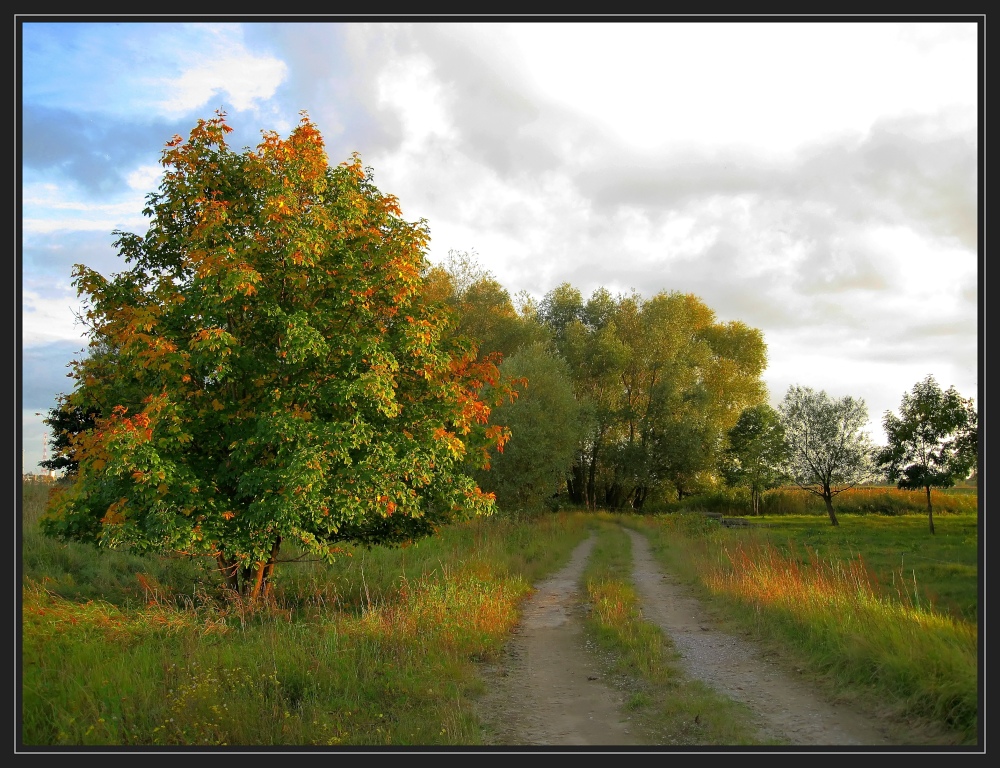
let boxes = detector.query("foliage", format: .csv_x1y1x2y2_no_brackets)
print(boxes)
876,375,978,534
472,342,586,514
777,385,877,526
720,403,789,515
41,340,137,477
426,249,548,363
40,402,98,476
543,285,768,510
39,112,512,599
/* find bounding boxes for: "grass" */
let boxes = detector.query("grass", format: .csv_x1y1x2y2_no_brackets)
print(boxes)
619,510,980,745
668,484,979,518
21,481,595,747
745,513,979,621
20,480,980,747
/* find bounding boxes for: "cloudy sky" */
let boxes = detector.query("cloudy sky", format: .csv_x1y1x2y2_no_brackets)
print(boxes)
18,17,981,474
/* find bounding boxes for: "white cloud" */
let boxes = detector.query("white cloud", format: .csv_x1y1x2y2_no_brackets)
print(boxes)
22,180,149,235
126,164,163,192
155,53,289,116
21,290,89,347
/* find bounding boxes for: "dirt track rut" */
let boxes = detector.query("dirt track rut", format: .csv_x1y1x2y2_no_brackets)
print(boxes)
475,527,895,748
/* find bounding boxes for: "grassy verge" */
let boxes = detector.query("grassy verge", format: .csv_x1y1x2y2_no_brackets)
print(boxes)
579,515,777,746
22,480,594,747
619,512,979,746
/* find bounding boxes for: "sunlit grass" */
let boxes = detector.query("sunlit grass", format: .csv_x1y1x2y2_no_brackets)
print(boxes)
668,484,978,518
21,478,594,747
621,512,979,745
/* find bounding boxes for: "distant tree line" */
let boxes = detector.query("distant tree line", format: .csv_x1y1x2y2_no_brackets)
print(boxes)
407,251,979,531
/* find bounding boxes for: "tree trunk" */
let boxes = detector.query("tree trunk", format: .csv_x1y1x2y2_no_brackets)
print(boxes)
925,486,935,534
587,451,598,510
632,486,648,511
567,461,586,505
823,491,839,526
248,537,283,600
216,538,283,601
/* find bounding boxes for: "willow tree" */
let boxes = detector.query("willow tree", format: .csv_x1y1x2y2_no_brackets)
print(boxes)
41,112,512,599
540,285,768,509
778,385,877,526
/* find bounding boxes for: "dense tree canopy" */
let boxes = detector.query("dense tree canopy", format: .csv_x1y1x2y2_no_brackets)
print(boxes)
876,375,977,534
778,385,877,526
40,112,512,599
541,285,768,509
472,342,585,514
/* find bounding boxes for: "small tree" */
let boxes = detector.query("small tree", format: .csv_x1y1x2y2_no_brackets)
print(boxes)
40,112,512,600
720,403,789,516
41,340,136,477
778,385,877,526
40,401,97,477
876,375,977,534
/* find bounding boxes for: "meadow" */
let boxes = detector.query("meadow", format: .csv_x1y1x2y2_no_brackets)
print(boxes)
19,481,980,747
619,503,979,743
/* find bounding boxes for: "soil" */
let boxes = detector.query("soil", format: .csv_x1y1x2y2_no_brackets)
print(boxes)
473,526,932,750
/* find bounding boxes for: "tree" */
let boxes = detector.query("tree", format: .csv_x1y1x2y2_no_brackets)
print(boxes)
721,403,789,516
777,385,877,526
541,285,768,510
876,375,977,534
429,250,548,363
40,400,98,476
40,112,512,600
40,340,138,477
472,342,585,513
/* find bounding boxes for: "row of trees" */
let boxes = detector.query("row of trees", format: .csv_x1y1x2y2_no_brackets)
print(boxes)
720,378,977,532
421,251,769,514
413,252,978,534
37,113,977,603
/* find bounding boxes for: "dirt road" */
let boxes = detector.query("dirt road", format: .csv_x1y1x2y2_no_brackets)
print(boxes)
474,526,899,748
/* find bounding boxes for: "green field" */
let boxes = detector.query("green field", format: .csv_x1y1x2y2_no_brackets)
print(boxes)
20,481,980,747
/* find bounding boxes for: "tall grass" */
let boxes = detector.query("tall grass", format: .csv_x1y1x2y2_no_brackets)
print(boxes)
21,480,594,747
622,512,979,745
666,485,978,517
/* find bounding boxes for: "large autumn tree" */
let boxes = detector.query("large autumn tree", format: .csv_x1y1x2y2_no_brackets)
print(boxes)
40,112,511,599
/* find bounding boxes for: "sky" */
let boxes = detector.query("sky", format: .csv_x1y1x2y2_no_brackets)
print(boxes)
18,16,982,476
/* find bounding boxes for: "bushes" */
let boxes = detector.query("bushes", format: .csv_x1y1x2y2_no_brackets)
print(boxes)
658,485,977,518
664,488,750,516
